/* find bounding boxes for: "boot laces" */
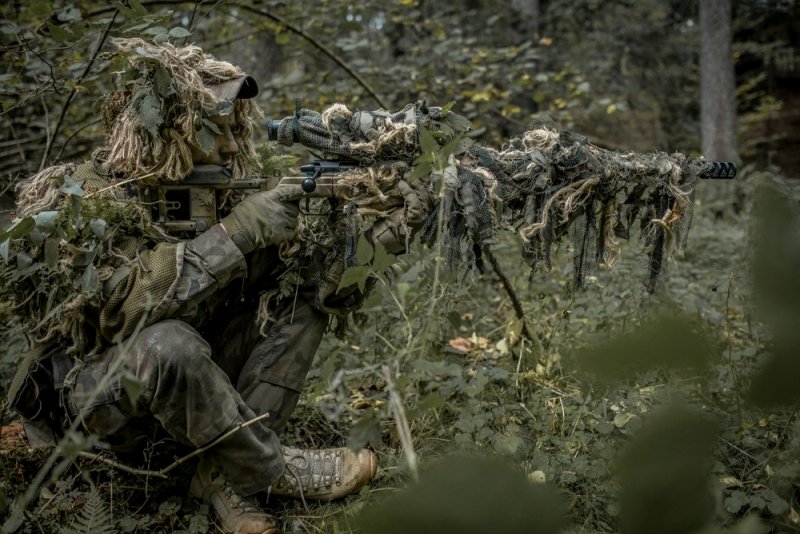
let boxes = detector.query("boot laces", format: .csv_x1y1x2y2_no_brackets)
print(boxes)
210,469,262,513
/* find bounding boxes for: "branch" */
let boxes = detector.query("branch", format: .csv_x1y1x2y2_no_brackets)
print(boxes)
77,411,272,479
87,1,389,110
39,10,118,170
483,247,534,348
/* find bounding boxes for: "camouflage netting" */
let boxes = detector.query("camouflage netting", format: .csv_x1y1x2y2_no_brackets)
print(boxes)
274,102,704,311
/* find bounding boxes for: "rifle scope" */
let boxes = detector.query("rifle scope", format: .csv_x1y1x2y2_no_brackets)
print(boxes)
266,119,282,141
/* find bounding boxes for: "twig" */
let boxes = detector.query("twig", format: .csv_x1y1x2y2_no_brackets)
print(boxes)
382,365,418,482
87,1,388,109
53,118,102,162
38,10,118,170
230,3,388,109
483,247,534,346
76,411,272,479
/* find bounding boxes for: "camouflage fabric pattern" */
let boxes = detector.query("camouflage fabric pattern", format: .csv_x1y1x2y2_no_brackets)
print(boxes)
65,288,326,496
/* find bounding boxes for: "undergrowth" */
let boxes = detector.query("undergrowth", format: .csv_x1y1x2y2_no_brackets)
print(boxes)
1,168,798,533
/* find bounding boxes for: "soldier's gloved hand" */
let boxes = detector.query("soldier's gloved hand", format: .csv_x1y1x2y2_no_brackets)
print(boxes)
221,184,305,255
372,179,433,254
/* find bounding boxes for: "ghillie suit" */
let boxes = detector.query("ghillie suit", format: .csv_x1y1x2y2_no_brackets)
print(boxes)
271,102,721,322
0,38,264,363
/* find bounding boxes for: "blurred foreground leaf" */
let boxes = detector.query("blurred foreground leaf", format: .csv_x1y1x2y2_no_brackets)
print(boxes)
748,176,800,405
357,455,565,534
616,404,719,534
574,314,715,383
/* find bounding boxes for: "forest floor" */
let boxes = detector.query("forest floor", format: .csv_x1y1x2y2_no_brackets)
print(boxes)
1,167,798,534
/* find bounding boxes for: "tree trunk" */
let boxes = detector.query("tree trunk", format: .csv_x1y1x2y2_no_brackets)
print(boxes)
700,0,738,162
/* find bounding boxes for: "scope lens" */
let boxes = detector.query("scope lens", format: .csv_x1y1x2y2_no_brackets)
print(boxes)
266,119,282,141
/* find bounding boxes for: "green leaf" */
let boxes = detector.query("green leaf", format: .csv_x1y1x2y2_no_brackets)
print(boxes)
724,490,748,514
138,94,163,138
158,497,181,516
196,127,216,155
338,265,369,292
409,161,432,182
440,133,464,159
493,434,524,455
89,219,107,239
347,416,382,451
5,217,35,240
168,27,192,39
81,263,98,294
419,126,439,156
44,238,59,268
372,239,396,272
60,174,85,197
202,118,222,134
35,211,59,234
153,66,173,98
356,233,373,265
129,0,148,16
47,22,73,43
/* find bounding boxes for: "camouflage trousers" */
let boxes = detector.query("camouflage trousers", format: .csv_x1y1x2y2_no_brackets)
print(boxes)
63,296,328,496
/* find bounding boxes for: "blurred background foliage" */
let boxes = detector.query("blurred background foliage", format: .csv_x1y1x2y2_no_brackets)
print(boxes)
1,0,799,533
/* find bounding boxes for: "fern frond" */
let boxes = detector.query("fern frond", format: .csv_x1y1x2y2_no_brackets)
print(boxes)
60,486,116,534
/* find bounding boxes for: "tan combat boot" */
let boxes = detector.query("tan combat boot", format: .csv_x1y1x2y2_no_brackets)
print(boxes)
191,458,279,534
270,446,378,501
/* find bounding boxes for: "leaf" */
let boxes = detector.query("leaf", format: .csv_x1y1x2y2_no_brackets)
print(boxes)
372,239,396,272
65,486,115,534
493,434,524,455
357,456,565,534
0,239,8,263
138,94,163,138
47,21,73,43
202,118,222,134
338,265,369,292
34,210,59,234
60,174,85,197
81,263,98,294
89,219,107,239
168,27,192,39
355,233,373,265
196,126,216,155
44,238,59,268
158,497,181,516
617,404,719,534
418,126,439,156
408,161,432,182
347,416,382,451
2,217,35,241
129,0,147,16
152,66,173,98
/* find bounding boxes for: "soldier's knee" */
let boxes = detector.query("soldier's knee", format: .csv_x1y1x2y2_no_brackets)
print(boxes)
132,320,210,368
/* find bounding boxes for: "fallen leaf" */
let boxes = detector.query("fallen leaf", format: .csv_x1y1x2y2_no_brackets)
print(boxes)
719,476,743,488
614,413,636,428
448,337,472,353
